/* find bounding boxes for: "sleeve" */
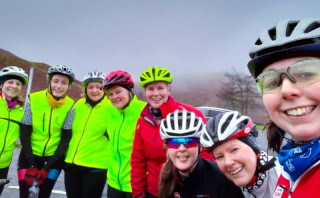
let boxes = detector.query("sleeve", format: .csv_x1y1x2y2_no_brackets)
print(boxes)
45,105,74,169
62,105,74,130
20,99,36,167
131,119,148,198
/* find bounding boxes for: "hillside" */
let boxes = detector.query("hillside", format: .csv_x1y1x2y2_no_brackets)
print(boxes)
0,48,268,124
0,48,82,100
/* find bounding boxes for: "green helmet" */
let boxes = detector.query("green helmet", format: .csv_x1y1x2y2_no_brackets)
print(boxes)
139,66,172,88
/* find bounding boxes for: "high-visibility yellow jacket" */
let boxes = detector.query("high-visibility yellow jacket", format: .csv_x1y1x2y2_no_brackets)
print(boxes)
65,96,111,169
0,93,23,169
29,90,74,156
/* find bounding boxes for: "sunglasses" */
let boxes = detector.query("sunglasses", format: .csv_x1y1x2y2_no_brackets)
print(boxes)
167,138,198,149
256,59,320,94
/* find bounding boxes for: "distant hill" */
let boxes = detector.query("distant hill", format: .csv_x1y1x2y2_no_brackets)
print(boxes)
0,48,82,101
0,48,268,124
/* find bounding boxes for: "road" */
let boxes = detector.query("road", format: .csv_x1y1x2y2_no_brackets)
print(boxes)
2,129,274,197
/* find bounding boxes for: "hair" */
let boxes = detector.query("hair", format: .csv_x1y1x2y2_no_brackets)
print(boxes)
158,158,176,198
265,120,284,153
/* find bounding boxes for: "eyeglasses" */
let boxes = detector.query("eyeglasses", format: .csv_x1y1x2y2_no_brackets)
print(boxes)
167,138,198,149
256,59,320,94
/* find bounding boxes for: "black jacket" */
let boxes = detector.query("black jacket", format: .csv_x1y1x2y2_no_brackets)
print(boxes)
172,158,244,198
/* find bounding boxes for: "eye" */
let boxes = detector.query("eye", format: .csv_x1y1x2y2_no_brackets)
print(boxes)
231,148,238,153
263,76,279,89
215,155,224,161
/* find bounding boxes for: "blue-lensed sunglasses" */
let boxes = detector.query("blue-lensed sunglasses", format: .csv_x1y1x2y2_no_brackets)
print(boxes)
167,138,198,149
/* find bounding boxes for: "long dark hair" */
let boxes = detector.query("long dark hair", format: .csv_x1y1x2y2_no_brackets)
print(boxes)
265,120,284,153
158,158,176,198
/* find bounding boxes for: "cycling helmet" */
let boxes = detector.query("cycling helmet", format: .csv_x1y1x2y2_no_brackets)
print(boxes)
82,71,106,87
0,66,28,85
248,18,320,78
47,65,75,84
160,109,205,140
102,70,134,90
200,111,253,148
139,66,172,88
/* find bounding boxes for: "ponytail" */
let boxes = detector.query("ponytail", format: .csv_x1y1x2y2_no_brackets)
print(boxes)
158,159,176,198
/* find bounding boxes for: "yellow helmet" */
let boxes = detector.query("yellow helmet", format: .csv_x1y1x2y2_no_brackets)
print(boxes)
139,66,172,88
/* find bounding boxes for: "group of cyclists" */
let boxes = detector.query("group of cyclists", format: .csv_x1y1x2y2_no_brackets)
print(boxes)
1,17,320,198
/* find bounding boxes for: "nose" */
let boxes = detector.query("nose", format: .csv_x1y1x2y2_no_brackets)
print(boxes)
280,77,301,100
177,143,187,151
224,154,235,167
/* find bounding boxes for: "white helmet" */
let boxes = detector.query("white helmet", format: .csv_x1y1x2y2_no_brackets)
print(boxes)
248,18,320,78
0,66,28,85
82,71,106,87
160,109,205,140
47,65,75,84
200,111,253,148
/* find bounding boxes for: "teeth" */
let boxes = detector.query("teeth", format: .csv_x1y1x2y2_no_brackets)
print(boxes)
230,167,242,175
287,106,315,116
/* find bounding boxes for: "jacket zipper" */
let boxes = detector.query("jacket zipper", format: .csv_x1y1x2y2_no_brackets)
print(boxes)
117,111,125,190
42,108,53,156
72,107,93,163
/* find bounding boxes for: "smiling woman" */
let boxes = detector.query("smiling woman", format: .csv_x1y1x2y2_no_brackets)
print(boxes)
18,65,75,198
0,66,28,196
247,18,320,197
158,110,244,198
201,111,280,198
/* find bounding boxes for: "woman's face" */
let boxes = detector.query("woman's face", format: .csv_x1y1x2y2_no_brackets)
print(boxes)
145,81,170,109
167,141,198,176
50,74,70,98
262,57,320,141
107,85,131,109
86,81,104,102
1,79,22,99
213,139,257,187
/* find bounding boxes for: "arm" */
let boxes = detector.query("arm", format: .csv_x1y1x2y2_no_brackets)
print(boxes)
131,119,148,198
44,105,74,169
20,99,36,167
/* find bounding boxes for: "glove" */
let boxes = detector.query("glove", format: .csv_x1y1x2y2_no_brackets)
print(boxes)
36,168,48,187
24,168,38,187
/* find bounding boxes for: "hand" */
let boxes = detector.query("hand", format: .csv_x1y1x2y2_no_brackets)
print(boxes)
36,168,48,187
24,168,38,187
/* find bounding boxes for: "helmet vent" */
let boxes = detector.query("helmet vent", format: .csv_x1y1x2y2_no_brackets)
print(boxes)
268,28,277,41
304,22,320,33
286,21,298,37
164,73,170,78
255,39,262,45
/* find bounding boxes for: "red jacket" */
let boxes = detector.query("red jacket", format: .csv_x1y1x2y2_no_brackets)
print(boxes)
272,161,320,198
130,96,211,197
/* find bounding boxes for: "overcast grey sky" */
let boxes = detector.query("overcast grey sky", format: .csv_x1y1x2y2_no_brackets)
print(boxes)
1,0,320,81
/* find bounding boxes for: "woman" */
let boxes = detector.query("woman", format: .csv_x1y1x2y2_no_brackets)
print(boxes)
130,66,210,198
102,70,146,198
64,71,110,198
18,65,75,198
247,18,320,197
158,109,244,198
0,66,28,195
201,111,280,198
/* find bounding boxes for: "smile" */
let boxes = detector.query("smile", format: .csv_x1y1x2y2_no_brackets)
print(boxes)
286,106,316,116
230,167,242,175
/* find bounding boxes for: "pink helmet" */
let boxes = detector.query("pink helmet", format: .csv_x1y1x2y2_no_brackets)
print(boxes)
102,70,134,90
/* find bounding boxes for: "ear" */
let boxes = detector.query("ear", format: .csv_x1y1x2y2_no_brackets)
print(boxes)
167,83,172,94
